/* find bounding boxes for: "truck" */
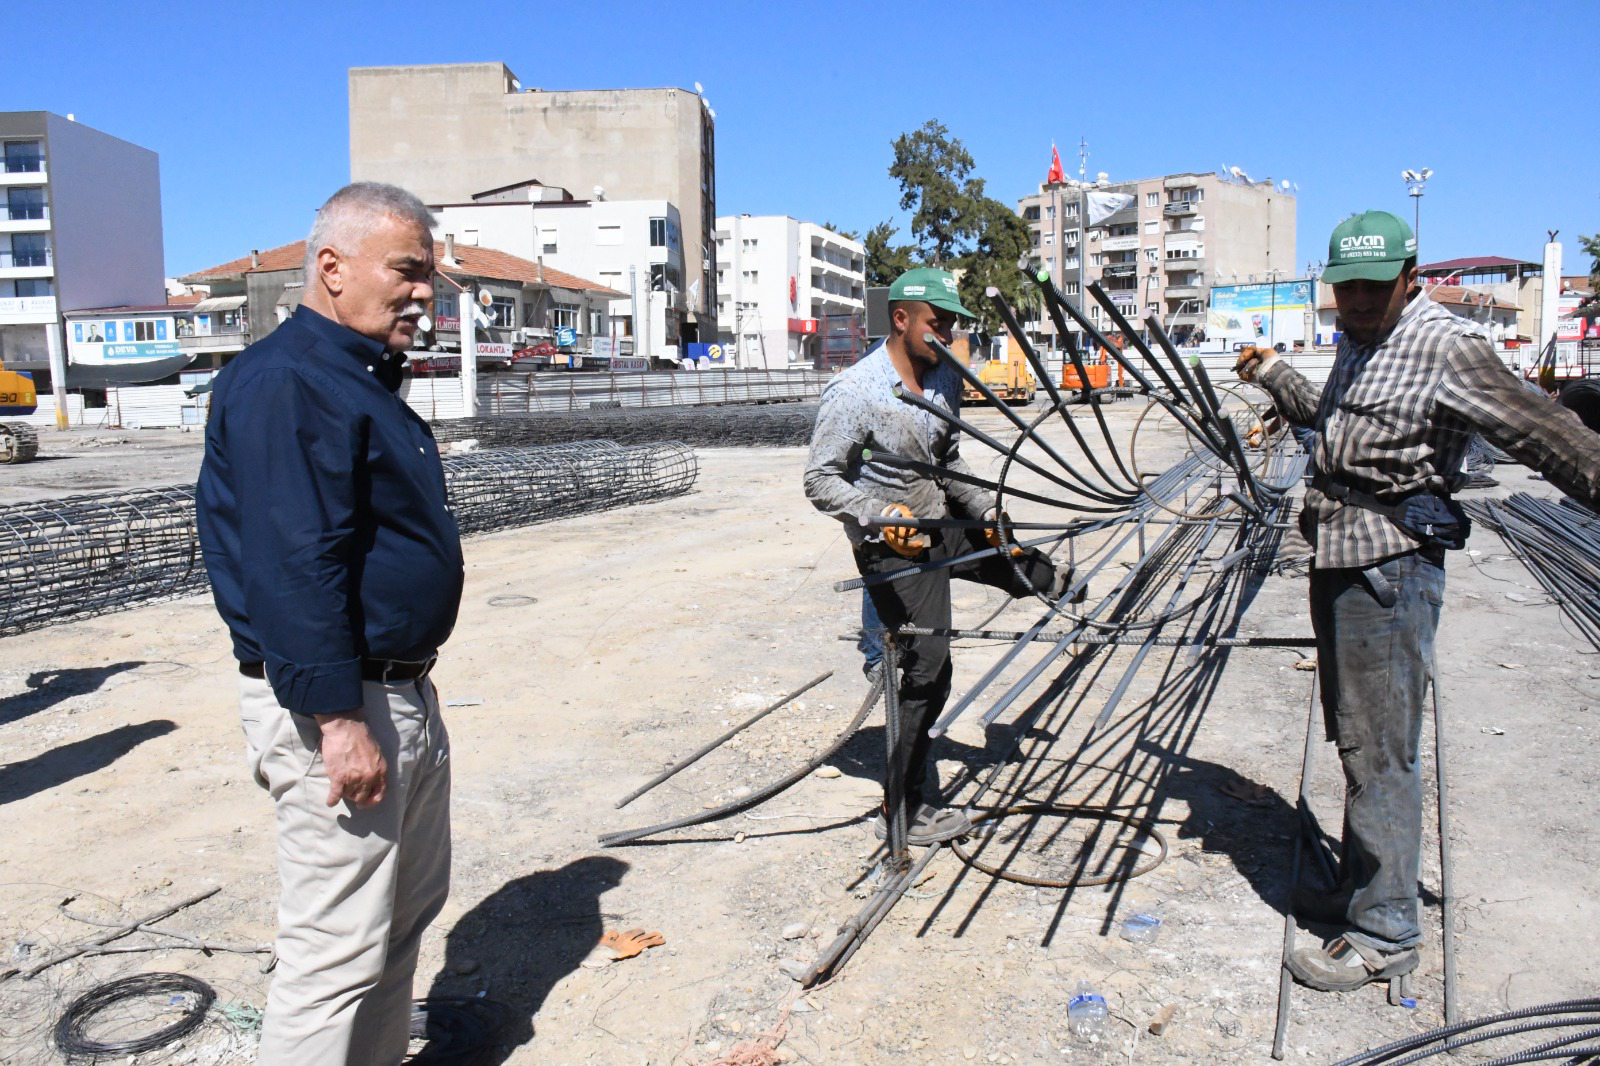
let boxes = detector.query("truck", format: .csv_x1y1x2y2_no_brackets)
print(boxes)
960,333,1036,406
0,366,40,463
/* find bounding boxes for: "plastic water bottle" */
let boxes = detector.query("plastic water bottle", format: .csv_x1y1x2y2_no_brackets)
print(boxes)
1119,909,1163,945
1068,979,1107,1041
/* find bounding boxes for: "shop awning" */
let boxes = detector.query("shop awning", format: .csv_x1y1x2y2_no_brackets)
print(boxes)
191,295,248,314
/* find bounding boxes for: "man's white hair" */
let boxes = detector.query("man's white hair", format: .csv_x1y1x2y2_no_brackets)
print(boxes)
304,182,434,276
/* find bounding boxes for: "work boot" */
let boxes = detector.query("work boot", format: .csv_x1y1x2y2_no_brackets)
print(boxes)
873,803,972,846
1290,881,1353,924
1052,564,1088,604
1286,934,1417,992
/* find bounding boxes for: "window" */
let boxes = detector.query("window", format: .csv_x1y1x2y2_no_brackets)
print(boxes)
1064,202,1079,218
742,237,758,252
1144,219,1158,234
3,140,43,173
649,217,668,247
13,278,51,297
1044,256,1055,272
596,224,623,246
7,187,45,221
488,296,516,329
1023,205,1041,221
1064,282,1080,296
539,228,558,255
589,309,605,335
1145,192,1159,207
650,263,681,292
717,270,726,285
741,269,758,284
1091,253,1104,266
1045,204,1056,221
134,320,160,341
1146,247,1158,263
552,303,580,331
9,233,48,267
1043,231,1054,246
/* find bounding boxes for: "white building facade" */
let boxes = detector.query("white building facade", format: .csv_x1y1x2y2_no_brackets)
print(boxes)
0,112,164,412
433,190,685,363
714,216,865,370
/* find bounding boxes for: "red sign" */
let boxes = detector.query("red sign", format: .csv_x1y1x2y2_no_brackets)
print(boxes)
790,276,797,305
788,318,817,334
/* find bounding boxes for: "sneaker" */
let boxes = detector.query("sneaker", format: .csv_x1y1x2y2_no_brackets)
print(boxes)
872,804,972,846
1290,882,1352,925
1286,934,1417,992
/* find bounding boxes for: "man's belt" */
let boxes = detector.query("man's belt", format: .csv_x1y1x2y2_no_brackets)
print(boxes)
238,656,438,683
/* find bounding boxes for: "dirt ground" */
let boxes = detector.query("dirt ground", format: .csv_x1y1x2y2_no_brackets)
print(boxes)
1,407,1597,1065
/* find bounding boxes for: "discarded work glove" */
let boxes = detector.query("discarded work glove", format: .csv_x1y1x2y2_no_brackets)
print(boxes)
600,928,665,960
880,503,930,558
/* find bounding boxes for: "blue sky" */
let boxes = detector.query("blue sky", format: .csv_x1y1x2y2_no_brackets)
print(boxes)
8,0,1595,281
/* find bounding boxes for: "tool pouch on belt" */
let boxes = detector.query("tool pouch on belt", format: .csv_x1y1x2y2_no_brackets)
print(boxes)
1312,473,1471,552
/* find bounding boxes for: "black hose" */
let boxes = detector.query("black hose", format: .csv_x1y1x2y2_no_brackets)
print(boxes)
54,971,215,1057
1331,998,1600,1066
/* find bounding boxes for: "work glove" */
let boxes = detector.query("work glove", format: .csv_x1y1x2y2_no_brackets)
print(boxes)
1233,345,1272,383
880,503,930,558
984,508,1025,558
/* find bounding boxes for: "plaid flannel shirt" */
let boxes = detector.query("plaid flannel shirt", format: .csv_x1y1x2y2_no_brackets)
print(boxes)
1258,293,1600,569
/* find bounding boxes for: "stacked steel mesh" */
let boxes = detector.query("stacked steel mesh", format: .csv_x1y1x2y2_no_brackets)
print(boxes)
431,404,818,450
0,441,698,635
1463,492,1600,652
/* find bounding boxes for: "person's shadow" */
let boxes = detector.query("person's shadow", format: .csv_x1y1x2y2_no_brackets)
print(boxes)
417,855,629,1064
0,662,147,727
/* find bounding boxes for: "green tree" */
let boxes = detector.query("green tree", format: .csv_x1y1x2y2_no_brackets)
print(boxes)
862,222,915,286
820,221,860,242
1579,234,1600,314
876,119,1031,333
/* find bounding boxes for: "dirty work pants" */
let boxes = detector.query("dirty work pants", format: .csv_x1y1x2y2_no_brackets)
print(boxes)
239,673,452,1066
1308,549,1444,953
855,526,1056,808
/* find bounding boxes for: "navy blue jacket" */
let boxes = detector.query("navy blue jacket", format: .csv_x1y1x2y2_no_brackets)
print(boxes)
196,305,464,715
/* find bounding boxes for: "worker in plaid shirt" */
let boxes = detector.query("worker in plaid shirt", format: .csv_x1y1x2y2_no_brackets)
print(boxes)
1238,210,1600,992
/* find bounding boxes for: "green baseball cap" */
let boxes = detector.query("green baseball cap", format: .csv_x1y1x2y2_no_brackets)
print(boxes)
888,266,974,318
1322,210,1418,285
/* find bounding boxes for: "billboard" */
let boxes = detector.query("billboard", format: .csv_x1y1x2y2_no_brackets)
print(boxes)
69,316,182,363
1208,280,1314,346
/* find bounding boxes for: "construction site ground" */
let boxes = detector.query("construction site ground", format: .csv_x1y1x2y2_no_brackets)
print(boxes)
2,407,1597,1065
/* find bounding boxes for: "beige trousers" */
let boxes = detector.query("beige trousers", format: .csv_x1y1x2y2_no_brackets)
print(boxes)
239,673,451,1066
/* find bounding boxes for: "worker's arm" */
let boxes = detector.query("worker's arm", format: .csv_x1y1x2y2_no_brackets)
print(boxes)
803,384,891,527
1435,335,1600,511
1251,350,1324,428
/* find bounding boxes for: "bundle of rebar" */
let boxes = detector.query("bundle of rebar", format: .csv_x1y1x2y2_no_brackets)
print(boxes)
0,441,699,635
431,404,818,450
1463,492,1600,652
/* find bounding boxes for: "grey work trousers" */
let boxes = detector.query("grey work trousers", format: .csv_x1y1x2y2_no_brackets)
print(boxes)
1308,549,1444,953
239,673,452,1066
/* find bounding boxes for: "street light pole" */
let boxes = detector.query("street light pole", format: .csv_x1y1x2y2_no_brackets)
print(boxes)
1402,168,1433,243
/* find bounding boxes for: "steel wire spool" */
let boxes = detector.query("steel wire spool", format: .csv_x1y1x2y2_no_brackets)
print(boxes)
0,441,699,635
53,972,215,1058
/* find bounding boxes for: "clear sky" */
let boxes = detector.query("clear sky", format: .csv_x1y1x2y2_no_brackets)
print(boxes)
7,0,1595,281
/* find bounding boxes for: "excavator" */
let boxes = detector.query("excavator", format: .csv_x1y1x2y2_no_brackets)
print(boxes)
0,364,41,463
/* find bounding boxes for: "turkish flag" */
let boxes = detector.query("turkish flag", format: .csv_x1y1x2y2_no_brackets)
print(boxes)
1047,145,1066,185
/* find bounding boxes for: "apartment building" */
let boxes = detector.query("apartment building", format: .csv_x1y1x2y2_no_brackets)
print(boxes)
0,112,165,412
1018,168,1295,347
433,183,684,362
348,63,717,343
713,215,865,370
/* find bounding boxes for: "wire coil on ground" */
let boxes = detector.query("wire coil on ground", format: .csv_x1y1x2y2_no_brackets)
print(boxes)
948,803,1168,888
53,971,215,1058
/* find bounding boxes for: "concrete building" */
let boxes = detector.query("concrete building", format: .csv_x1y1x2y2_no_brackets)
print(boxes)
1018,168,1295,348
1419,256,1544,342
432,182,684,363
0,111,165,408
713,215,865,370
348,62,717,343
179,238,621,369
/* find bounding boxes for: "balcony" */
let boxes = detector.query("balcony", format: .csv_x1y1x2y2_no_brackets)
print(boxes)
0,247,51,272
1163,257,1205,275
1165,285,1203,300
1167,311,1206,326
1164,174,1201,190
1163,202,1197,217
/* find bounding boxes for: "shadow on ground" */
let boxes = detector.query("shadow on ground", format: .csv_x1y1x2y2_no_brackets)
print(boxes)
419,855,629,1065
0,719,177,805
0,661,147,726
